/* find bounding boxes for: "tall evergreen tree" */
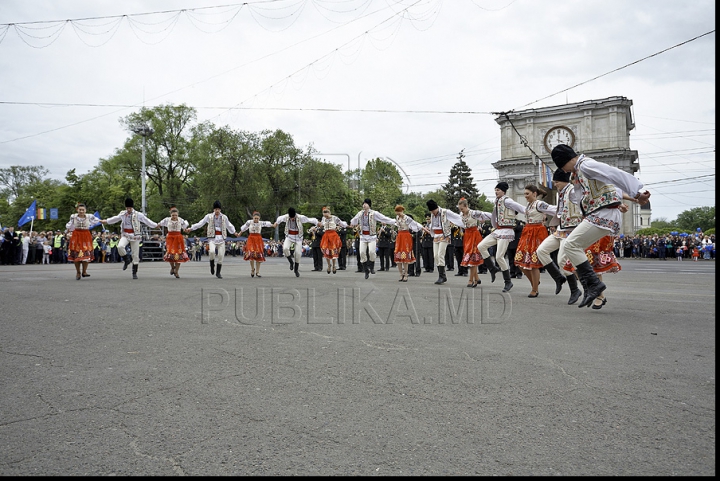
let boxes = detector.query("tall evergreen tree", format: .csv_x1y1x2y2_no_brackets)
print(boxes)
442,149,481,209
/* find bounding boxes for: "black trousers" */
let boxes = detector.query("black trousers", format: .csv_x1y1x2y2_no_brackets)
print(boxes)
378,246,390,270
422,246,434,271
312,246,322,269
445,244,455,270
454,244,466,274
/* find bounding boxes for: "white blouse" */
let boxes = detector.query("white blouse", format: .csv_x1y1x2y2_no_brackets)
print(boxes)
157,217,189,232
65,214,101,231
240,220,273,234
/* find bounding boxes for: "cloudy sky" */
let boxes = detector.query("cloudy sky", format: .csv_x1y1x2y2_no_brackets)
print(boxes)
0,0,715,222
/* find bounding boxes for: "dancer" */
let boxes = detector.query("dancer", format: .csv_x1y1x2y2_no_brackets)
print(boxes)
101,198,158,280
186,200,236,279
535,169,583,305
455,197,492,288
387,205,427,281
273,207,318,277
349,199,394,279
477,182,527,292
514,185,556,297
318,206,348,274
553,144,650,307
156,207,190,278
239,211,273,278
425,199,466,285
65,203,100,280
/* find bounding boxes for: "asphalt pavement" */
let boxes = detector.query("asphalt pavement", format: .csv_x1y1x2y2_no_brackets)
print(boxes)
0,256,715,475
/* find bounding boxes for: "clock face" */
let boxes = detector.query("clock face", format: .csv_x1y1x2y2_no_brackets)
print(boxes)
544,126,575,153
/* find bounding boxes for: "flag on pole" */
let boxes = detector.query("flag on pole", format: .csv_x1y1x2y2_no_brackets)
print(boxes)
18,200,37,227
37,208,46,220
90,211,102,229
545,163,553,190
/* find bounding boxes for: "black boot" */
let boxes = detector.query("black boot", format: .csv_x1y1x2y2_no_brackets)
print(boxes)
216,264,223,279
454,265,464,276
287,256,294,270
132,264,138,280
566,274,582,305
575,261,606,308
542,262,567,295
434,266,447,284
578,276,589,308
501,269,513,292
210,259,215,275
294,263,300,277
123,254,132,271
483,256,499,283
364,261,370,279
369,261,375,275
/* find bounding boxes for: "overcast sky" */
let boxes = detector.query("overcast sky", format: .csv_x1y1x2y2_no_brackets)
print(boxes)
0,0,715,222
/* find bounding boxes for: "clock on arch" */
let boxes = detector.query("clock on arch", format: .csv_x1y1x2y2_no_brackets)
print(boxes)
544,126,575,153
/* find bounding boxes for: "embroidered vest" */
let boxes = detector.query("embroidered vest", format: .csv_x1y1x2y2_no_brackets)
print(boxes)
495,196,516,227
461,210,481,228
395,214,413,231
206,214,227,238
429,208,451,236
247,221,265,234
558,184,583,229
119,210,142,234
166,218,185,232
359,211,376,234
572,156,621,215
284,217,304,237
321,216,340,231
525,201,546,224
70,214,91,230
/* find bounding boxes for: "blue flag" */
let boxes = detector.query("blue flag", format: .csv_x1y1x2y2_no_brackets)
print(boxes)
18,200,37,227
90,211,102,229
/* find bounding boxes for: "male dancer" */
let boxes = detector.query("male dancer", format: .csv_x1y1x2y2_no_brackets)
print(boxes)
552,144,650,307
425,199,465,285
101,197,158,279
477,182,526,292
186,200,236,279
535,169,583,304
349,198,394,279
273,207,318,277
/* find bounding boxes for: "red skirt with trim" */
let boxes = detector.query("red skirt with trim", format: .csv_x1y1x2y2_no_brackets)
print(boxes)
321,230,342,259
243,233,266,262
514,223,549,269
67,229,94,262
461,226,484,266
394,230,415,263
563,235,621,274
164,231,190,263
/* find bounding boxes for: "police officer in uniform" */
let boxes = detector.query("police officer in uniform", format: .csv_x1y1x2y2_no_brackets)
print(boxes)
353,226,364,272
451,225,467,277
377,224,392,271
309,224,324,271
337,225,348,270
421,214,434,273
389,227,397,268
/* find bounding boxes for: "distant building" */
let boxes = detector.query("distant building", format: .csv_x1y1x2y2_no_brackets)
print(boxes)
638,201,652,229
492,96,642,236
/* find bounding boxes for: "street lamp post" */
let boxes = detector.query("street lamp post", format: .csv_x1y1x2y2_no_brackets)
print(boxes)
131,124,154,214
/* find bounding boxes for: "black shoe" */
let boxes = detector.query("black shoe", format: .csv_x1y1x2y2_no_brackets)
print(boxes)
288,256,295,270
294,264,300,277
592,297,608,310
483,256,499,283
132,264,138,280
454,270,464,276
369,261,375,275
123,254,132,271
566,274,582,305
501,270,513,292
575,261,606,308
216,264,223,279
434,266,447,284
210,259,215,275
364,261,370,279
542,262,567,295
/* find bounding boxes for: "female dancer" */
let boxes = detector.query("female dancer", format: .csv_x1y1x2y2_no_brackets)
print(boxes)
456,198,492,288
389,205,426,282
239,211,273,278
514,185,556,297
65,203,101,280
318,207,348,274
157,207,190,278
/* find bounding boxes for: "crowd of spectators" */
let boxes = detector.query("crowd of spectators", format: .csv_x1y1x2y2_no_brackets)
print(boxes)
612,232,715,260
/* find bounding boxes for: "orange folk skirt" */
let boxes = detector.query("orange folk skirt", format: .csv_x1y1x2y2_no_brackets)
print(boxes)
243,233,266,262
164,231,190,263
562,235,621,274
67,229,94,262
514,223,549,269
320,229,342,259
393,230,415,263
461,226,484,267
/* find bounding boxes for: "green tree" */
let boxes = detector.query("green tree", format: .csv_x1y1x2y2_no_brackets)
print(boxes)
0,165,49,202
442,149,482,209
361,158,403,216
675,206,715,233
119,104,198,212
